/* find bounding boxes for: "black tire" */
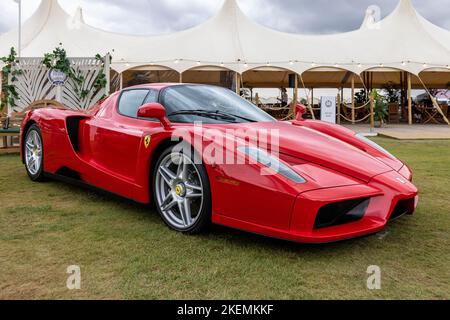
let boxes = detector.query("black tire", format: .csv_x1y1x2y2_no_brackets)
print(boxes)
152,143,212,234
24,124,45,182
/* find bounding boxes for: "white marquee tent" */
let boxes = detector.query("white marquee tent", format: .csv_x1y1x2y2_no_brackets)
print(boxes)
0,0,449,126
0,0,449,76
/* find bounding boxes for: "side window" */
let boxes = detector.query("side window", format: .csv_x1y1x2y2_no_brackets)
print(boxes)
118,89,149,118
143,90,159,104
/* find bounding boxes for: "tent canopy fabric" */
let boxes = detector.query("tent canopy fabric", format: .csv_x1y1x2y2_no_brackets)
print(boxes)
0,0,449,76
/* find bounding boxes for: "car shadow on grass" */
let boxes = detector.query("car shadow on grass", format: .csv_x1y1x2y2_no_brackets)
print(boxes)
45,178,396,255
206,224,376,252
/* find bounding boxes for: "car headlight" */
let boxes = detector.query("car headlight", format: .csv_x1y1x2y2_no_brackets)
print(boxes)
237,146,306,184
355,133,396,159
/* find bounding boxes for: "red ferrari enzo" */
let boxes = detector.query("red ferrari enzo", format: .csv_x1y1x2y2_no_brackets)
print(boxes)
20,83,418,243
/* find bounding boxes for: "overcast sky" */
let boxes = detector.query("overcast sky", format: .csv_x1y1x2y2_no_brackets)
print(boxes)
0,0,449,36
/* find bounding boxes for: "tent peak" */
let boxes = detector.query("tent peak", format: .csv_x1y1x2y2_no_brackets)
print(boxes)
35,0,70,22
212,0,246,24
67,6,85,30
40,0,65,13
397,0,415,10
390,0,419,19
220,0,241,11
395,0,417,14
72,6,85,25
360,5,381,30
360,0,416,30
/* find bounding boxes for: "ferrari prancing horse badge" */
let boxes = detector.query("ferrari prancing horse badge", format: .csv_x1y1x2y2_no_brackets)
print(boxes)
144,135,151,149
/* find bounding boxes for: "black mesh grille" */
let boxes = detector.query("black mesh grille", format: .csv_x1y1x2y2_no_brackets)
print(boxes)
314,198,370,229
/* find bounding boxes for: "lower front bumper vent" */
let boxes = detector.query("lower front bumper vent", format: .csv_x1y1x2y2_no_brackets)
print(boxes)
390,198,415,221
314,198,370,229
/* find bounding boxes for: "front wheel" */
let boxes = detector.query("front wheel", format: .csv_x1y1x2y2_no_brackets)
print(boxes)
24,124,45,181
153,144,212,234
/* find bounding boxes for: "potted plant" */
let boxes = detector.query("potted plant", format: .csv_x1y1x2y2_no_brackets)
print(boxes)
369,90,388,127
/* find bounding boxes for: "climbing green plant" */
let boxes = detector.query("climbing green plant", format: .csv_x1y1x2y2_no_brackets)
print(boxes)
42,44,88,98
42,45,110,100
1,47,22,112
93,53,110,95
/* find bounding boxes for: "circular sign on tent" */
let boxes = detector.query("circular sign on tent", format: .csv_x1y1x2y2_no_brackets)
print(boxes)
48,69,68,86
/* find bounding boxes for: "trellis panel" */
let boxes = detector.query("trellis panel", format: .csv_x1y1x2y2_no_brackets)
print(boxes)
11,56,110,112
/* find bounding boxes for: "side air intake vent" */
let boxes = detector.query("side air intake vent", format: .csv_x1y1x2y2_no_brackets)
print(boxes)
66,117,86,152
314,198,370,229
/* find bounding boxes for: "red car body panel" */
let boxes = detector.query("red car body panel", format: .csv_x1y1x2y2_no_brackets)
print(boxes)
20,83,419,243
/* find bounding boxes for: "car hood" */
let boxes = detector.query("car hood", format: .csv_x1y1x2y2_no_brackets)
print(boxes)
200,121,394,183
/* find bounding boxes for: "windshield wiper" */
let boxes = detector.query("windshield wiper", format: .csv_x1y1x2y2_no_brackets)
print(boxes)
216,111,257,123
168,110,237,122
168,109,257,123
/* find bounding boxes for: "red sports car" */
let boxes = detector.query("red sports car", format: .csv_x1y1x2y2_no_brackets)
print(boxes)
20,83,418,243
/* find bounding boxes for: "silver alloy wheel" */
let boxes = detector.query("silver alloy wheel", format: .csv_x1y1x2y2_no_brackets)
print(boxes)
155,152,204,230
25,129,42,176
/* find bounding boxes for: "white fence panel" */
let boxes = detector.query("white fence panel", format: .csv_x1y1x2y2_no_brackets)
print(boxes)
13,58,56,112
11,55,110,112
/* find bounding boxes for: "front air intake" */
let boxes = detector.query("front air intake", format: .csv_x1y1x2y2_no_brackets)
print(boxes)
314,198,370,229
389,198,415,221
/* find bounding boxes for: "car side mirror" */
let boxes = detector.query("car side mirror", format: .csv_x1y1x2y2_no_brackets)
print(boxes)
137,103,171,129
295,104,307,121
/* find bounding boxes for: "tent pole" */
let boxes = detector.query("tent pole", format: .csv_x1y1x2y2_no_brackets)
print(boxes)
399,72,403,117
290,73,299,117
337,92,341,125
299,73,315,120
0,71,2,102
407,73,412,125
18,0,22,58
311,87,315,119
294,73,298,104
179,72,183,83
365,72,369,101
341,87,344,122
235,72,240,95
370,94,375,129
404,71,408,118
370,72,373,92
119,72,123,90
351,75,355,124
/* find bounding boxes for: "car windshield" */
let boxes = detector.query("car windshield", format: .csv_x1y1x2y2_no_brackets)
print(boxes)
160,85,276,124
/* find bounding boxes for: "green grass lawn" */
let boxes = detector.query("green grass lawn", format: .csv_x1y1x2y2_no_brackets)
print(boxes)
0,138,449,299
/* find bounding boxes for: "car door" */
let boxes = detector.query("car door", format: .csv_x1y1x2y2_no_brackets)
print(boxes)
85,89,159,184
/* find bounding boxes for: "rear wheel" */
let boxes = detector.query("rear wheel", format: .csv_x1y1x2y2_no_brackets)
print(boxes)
153,144,211,234
24,124,45,181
